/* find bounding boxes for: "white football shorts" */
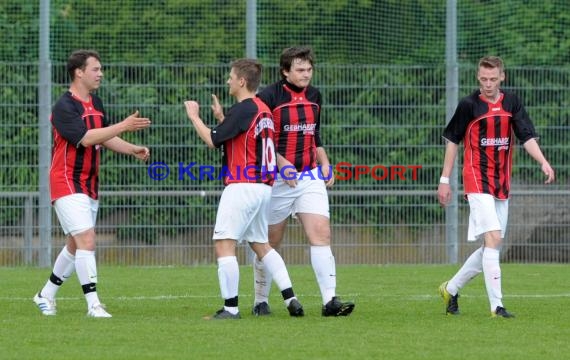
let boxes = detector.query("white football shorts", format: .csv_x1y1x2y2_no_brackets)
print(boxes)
466,193,508,241
53,193,99,236
269,166,330,225
213,183,272,243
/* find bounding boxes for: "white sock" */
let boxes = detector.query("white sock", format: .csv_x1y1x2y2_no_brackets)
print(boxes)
217,256,239,301
75,249,100,309
253,254,272,305
41,245,75,300
261,249,292,291
447,247,483,295
482,247,503,311
310,246,336,305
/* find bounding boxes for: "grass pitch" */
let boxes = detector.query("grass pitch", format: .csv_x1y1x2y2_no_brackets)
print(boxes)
1,264,569,359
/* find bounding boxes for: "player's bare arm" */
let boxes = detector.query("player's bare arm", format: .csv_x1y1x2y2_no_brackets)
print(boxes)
81,110,151,147
184,100,215,148
437,141,458,207
103,137,150,162
522,138,555,184
316,146,334,187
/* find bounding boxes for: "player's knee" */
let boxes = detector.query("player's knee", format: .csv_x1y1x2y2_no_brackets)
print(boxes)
268,237,283,249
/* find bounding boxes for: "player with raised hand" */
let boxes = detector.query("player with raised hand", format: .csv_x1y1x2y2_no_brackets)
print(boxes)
184,58,304,319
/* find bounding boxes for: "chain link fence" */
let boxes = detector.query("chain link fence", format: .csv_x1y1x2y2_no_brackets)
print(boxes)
1,0,569,266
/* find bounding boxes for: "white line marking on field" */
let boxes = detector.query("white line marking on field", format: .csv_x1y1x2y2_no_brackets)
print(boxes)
4,293,570,302
410,294,570,300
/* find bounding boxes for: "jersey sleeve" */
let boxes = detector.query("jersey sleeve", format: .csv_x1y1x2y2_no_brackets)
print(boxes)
442,97,473,144
52,98,88,148
256,84,277,110
509,94,538,144
210,101,256,148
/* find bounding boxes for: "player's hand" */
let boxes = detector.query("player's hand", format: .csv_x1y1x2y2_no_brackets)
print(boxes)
210,94,224,122
284,178,297,188
321,165,335,187
184,101,200,121
281,165,298,188
122,110,151,132
541,161,555,184
132,146,150,162
437,183,451,207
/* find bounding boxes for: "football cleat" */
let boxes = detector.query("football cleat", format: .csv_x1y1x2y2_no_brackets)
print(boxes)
492,306,515,318
439,281,459,315
322,296,355,317
87,303,112,318
252,301,271,316
211,308,241,320
287,299,304,317
33,292,57,316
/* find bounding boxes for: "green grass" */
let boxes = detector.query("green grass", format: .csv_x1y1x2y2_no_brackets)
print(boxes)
1,264,569,359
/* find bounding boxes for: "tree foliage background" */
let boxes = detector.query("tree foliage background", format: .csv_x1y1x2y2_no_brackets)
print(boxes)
1,0,569,244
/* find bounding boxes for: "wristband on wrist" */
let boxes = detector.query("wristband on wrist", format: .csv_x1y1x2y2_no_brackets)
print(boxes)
439,176,450,184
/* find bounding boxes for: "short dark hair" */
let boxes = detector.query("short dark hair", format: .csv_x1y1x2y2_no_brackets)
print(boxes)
67,50,101,80
478,56,504,73
279,46,314,80
230,58,262,92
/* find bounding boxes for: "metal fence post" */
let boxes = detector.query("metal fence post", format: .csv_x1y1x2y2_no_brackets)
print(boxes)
445,0,459,264
38,0,52,267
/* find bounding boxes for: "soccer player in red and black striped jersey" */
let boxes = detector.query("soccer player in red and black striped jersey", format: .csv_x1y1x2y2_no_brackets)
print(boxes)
33,50,151,318
184,58,304,319
437,56,555,318
252,46,355,317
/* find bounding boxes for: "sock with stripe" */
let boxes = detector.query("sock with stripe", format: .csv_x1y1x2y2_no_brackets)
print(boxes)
40,245,75,300
75,249,100,309
217,256,239,314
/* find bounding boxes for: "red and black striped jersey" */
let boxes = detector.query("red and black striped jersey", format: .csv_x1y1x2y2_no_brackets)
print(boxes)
50,92,108,202
210,97,275,186
257,80,322,172
443,89,537,199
